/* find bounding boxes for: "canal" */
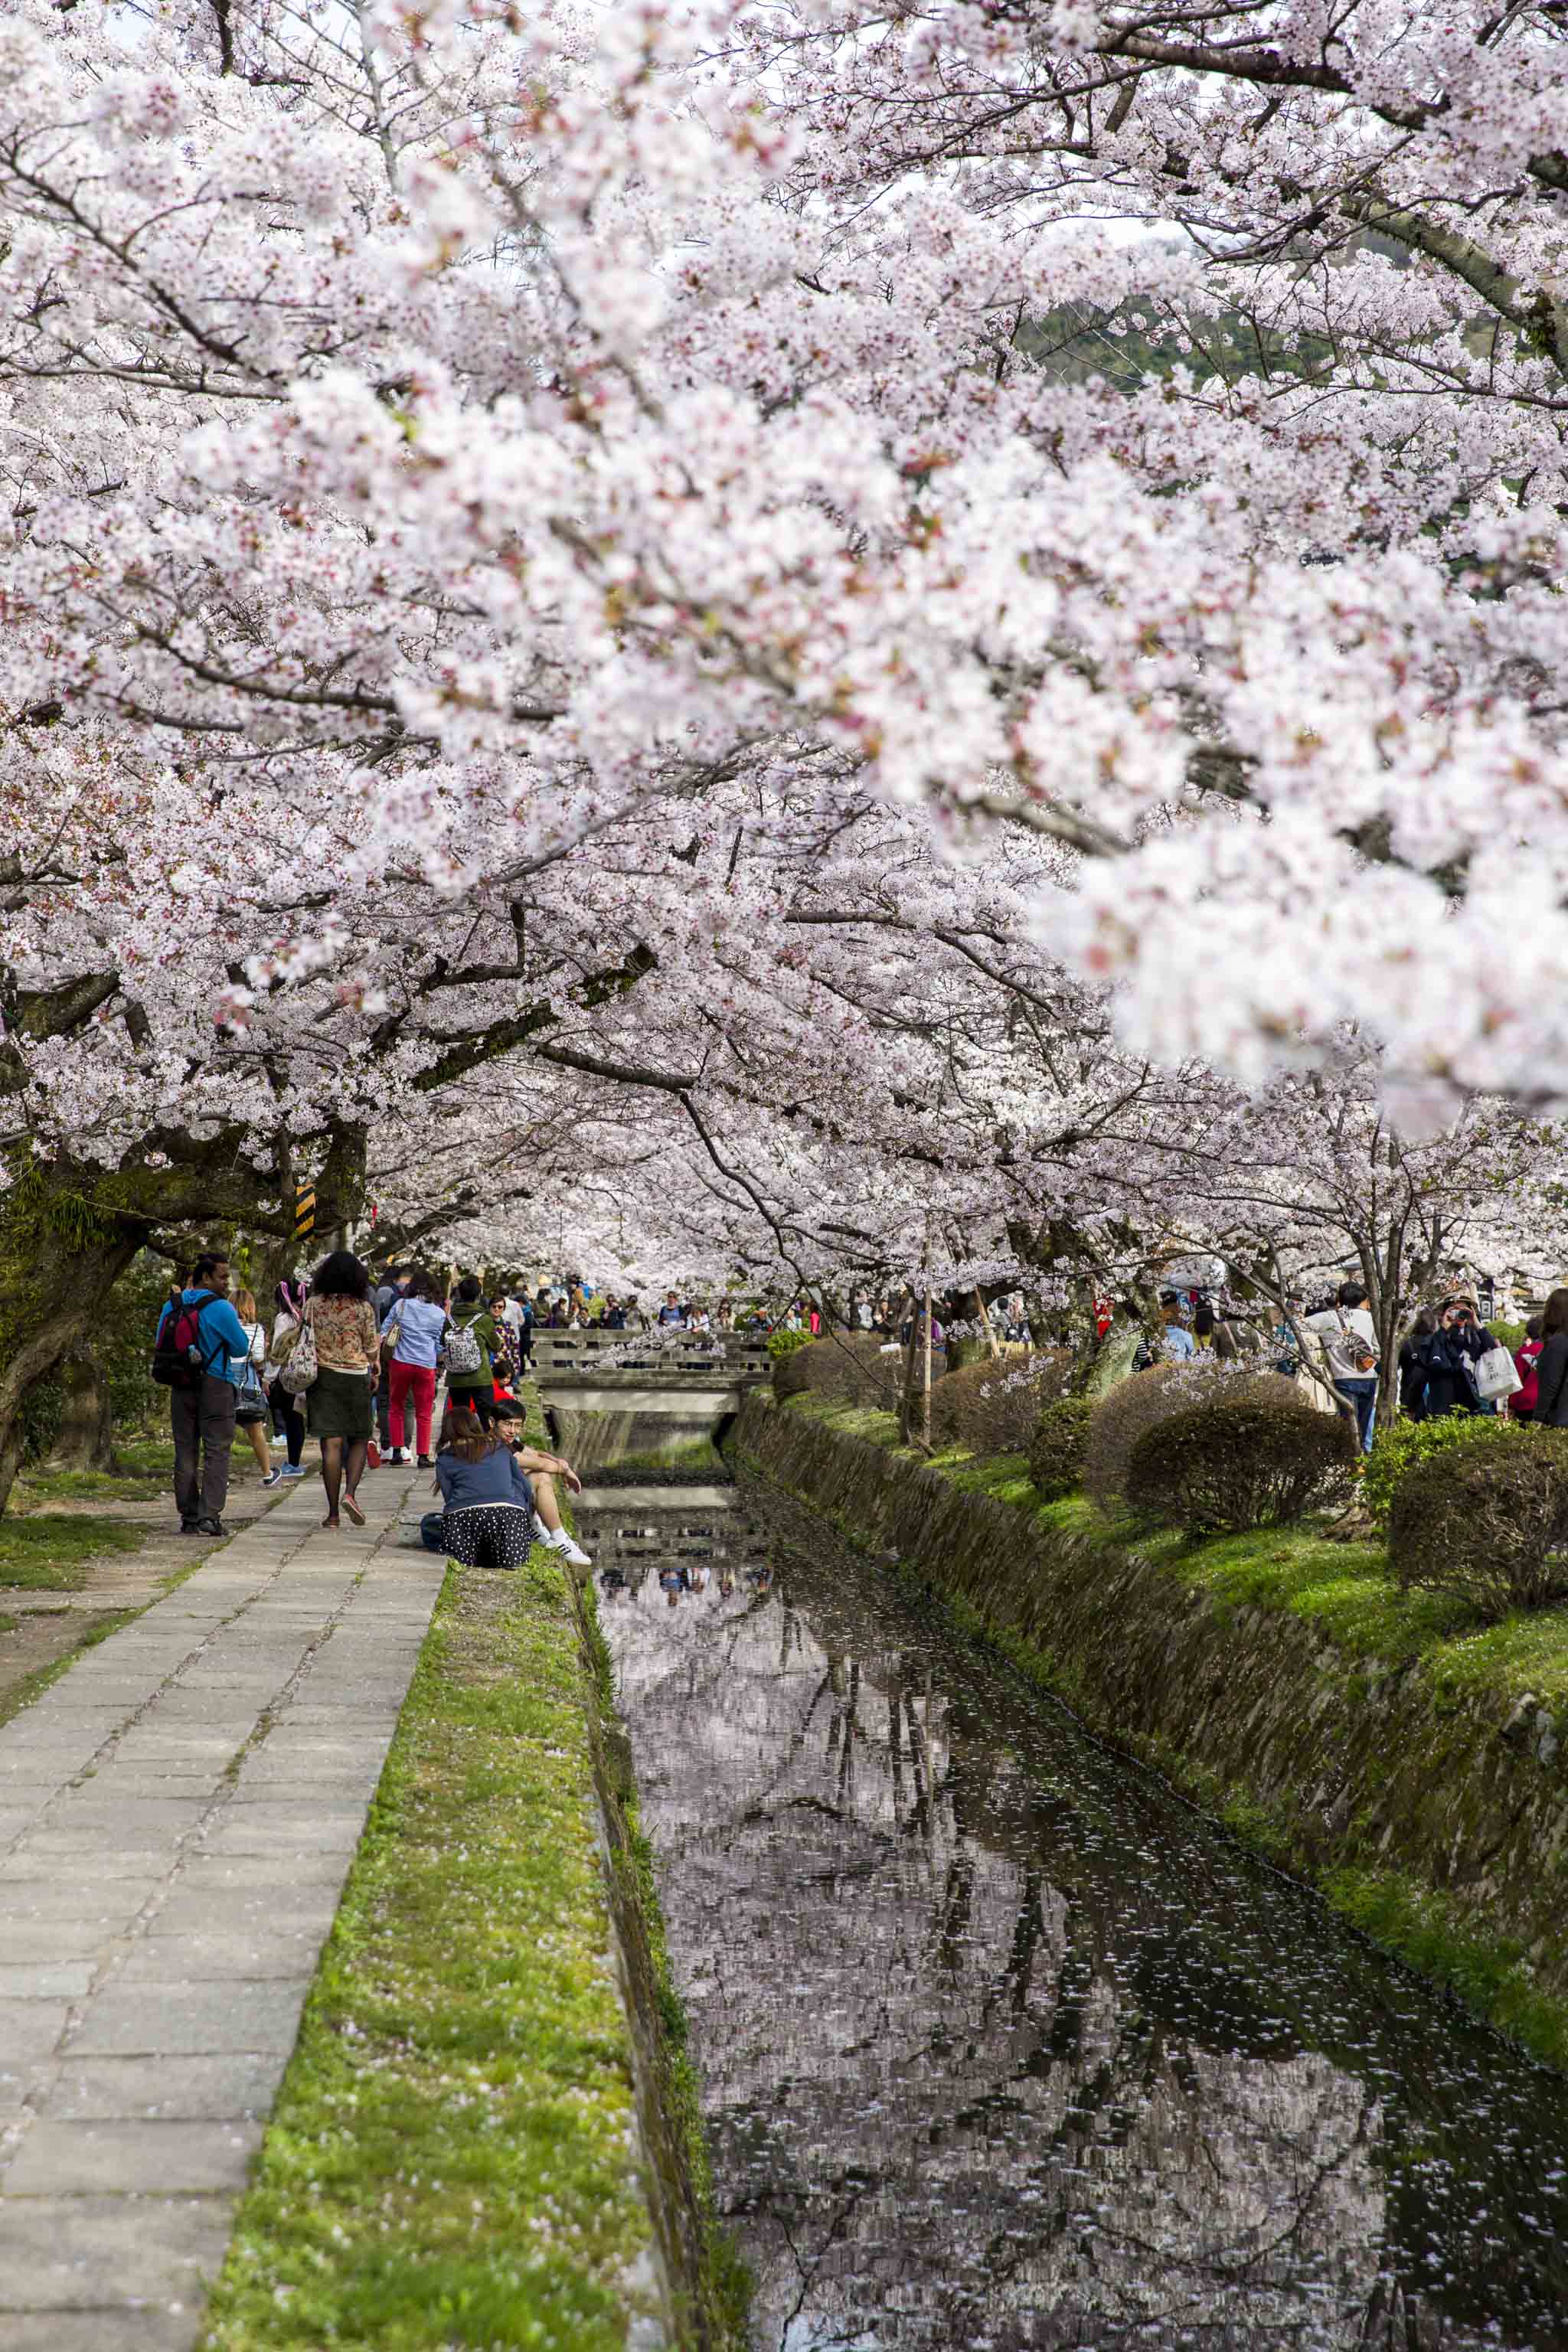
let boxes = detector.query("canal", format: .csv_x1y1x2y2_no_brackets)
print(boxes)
586,1473,1568,2352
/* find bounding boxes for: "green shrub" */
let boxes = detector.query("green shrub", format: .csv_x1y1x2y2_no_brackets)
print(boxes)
1084,1361,1312,1517
766,1327,815,1364
1488,1320,1527,1354
773,1330,913,1410
1361,1410,1519,1528
1028,1396,1093,1504
1390,1430,1568,1620
1124,1397,1357,1535
929,1350,1071,1455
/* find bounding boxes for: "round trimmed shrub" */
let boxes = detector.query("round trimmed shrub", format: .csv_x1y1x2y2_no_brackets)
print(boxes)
1028,1396,1093,1504
1390,1429,1568,1619
929,1350,1072,1455
772,1331,917,1410
1084,1361,1315,1517
1124,1396,1357,1535
1362,1410,1520,1528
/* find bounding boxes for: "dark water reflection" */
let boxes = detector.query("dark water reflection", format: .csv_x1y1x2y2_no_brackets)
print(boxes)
591,1481,1568,2351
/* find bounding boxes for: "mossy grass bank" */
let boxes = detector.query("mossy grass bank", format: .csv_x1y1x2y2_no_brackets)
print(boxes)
0,1514,148,1589
201,1547,663,2351
201,1530,743,2350
739,1391,1568,2072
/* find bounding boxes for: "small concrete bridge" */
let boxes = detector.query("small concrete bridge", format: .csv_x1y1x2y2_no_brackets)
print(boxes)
531,1329,771,1481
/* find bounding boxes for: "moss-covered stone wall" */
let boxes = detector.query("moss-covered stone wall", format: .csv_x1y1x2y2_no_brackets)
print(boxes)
570,1570,750,2347
737,1393,1568,2064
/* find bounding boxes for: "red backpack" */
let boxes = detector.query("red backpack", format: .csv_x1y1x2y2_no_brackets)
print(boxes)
151,1289,218,1390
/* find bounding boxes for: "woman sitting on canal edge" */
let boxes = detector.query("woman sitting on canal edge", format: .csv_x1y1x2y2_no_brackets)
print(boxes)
423,1402,592,1569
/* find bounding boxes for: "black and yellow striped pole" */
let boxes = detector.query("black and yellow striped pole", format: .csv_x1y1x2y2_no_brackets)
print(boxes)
293,1180,316,1243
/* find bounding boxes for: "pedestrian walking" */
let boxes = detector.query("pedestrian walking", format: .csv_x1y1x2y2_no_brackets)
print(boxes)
263,1279,309,1485
303,1250,379,1530
230,1288,276,1482
380,1269,450,1467
444,1276,503,1426
152,1249,254,1536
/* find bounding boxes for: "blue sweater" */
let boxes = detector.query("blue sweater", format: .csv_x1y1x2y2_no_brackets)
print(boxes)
154,1289,253,1387
380,1296,450,1369
435,1446,535,1513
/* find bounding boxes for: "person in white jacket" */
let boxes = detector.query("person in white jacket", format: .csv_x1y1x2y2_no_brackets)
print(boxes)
1305,1281,1381,1452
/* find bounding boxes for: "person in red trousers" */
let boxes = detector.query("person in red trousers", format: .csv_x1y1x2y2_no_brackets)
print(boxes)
378,1268,451,1468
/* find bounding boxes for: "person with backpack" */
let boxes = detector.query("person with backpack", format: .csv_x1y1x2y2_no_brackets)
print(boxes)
1305,1280,1382,1451
443,1276,502,1426
152,1250,254,1536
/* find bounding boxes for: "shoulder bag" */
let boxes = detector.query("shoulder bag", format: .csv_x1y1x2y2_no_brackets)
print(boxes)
278,1302,319,1396
1334,1309,1380,1376
1473,1342,1523,1403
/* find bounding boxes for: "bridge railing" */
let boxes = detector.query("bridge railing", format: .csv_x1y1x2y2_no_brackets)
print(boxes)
530,1328,771,1381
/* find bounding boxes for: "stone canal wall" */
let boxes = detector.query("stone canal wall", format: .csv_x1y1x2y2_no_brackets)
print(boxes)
737,1392,1568,2060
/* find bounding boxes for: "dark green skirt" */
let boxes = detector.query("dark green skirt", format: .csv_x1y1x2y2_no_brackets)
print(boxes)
307,1364,374,1441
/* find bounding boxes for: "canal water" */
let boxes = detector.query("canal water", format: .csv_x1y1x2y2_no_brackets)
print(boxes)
586,1475,1568,2352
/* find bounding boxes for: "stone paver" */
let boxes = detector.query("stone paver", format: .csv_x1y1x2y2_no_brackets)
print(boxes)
0,1464,443,2344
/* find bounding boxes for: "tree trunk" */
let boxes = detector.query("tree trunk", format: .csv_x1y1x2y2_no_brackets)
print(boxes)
1085,1312,1148,1398
975,1289,1001,1360
0,1179,142,1514
47,1342,114,1472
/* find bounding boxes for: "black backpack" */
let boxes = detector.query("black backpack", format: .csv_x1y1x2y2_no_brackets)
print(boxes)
151,1289,219,1390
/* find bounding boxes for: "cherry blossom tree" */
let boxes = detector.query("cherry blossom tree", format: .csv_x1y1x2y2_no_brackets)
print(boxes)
2,0,1566,1495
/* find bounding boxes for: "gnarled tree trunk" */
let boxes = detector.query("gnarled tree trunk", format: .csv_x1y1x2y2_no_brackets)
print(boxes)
47,1341,115,1472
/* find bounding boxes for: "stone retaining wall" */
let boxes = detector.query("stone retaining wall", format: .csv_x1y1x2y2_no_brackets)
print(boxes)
737,1393,1568,2043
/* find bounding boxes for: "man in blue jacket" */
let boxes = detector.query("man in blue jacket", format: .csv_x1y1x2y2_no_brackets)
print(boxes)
154,1250,253,1537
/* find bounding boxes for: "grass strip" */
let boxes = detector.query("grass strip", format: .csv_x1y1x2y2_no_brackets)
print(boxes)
0,1514,148,1589
201,1550,660,2351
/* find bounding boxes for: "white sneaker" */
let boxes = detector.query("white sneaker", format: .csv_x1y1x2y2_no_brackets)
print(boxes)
541,1525,592,1569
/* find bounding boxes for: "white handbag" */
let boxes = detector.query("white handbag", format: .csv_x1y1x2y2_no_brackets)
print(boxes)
1474,1343,1523,1403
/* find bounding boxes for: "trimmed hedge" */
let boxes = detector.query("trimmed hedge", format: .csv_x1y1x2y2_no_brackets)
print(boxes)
1027,1396,1093,1504
1390,1429,1568,1620
1362,1410,1520,1527
929,1351,1071,1455
1125,1396,1357,1535
773,1331,918,1410
1084,1361,1311,1516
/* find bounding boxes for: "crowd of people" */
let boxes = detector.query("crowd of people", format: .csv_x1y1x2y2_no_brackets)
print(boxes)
152,1246,1568,1557
1150,1277,1553,1455
152,1248,592,1568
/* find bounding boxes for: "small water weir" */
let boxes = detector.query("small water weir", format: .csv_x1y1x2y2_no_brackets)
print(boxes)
586,1461,1568,2352
535,1329,769,1478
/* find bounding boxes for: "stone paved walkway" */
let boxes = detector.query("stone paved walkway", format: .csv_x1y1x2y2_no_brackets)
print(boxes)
0,1464,439,2350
